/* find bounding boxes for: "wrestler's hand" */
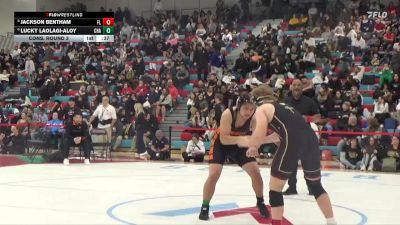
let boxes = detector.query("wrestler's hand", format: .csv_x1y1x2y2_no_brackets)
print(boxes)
246,146,259,158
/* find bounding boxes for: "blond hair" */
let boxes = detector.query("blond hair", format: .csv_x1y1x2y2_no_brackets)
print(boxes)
134,103,144,117
251,85,277,103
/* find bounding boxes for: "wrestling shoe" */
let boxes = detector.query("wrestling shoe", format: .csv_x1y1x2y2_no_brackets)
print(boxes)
198,205,209,220
256,201,270,218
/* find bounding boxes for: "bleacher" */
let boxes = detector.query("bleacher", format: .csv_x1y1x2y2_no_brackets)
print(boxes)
7,22,398,159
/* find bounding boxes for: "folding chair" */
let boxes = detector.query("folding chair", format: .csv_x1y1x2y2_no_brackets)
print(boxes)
26,139,50,162
26,130,52,162
91,128,112,161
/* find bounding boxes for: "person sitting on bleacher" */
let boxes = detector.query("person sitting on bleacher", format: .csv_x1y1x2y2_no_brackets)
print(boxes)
1,126,25,155
182,134,205,162
373,95,390,124
45,112,64,150
360,136,381,171
371,134,400,172
347,86,363,116
341,137,363,169
174,65,190,89
380,63,394,88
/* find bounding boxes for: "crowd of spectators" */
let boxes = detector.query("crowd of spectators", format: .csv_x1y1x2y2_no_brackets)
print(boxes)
182,0,400,172
0,0,259,162
0,0,399,171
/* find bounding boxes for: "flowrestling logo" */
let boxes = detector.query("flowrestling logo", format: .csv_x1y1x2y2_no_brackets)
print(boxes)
367,11,388,18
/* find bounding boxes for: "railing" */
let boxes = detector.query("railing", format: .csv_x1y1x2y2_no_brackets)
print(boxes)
168,125,400,152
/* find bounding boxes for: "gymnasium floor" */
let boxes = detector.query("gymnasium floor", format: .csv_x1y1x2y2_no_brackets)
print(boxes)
0,161,398,224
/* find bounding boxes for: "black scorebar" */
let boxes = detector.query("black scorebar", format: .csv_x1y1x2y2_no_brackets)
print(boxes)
14,12,114,18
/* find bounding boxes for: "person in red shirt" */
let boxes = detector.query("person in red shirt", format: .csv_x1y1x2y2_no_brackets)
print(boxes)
166,80,179,111
133,80,149,102
121,82,134,95
374,18,386,35
383,28,395,50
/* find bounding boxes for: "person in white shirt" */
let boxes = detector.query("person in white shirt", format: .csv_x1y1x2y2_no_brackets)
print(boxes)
222,29,233,47
150,26,161,39
346,26,358,43
303,33,316,48
89,96,117,143
352,34,367,50
333,22,345,38
244,72,263,86
24,56,35,83
373,96,390,123
300,47,316,72
182,134,205,162
351,66,365,82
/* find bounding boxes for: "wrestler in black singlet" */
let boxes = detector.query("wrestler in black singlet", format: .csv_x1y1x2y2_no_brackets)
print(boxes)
268,102,321,179
209,107,256,167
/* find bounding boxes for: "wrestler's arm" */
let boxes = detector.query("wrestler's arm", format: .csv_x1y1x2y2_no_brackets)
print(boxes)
219,109,248,145
249,104,279,147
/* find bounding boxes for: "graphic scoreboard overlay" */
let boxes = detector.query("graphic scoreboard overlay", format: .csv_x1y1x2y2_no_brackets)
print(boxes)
14,12,114,42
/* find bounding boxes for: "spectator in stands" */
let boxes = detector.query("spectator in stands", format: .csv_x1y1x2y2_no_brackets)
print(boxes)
315,83,332,119
62,113,91,165
46,112,64,150
174,65,189,89
371,134,400,172
299,47,316,72
210,47,227,80
341,137,363,169
347,86,363,116
148,130,170,160
360,136,381,171
328,90,345,118
1,126,25,155
190,110,206,128
213,93,225,126
352,34,367,54
167,80,179,109
133,80,149,103
373,95,390,123
233,52,250,79
303,33,316,49
380,63,394,88
182,134,205,162
157,88,172,122
89,96,117,143
134,103,147,159
193,44,209,81
121,82,134,96
39,74,60,101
